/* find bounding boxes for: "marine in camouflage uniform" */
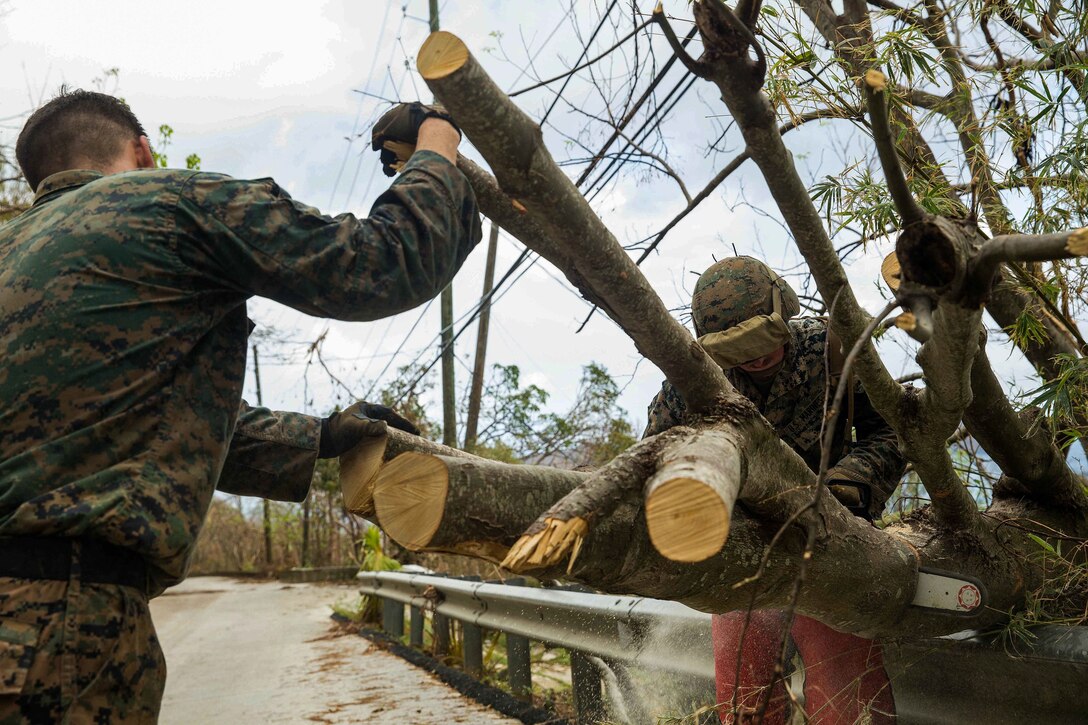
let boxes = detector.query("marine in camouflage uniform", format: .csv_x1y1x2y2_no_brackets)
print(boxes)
0,91,480,721
646,257,906,722
644,256,905,519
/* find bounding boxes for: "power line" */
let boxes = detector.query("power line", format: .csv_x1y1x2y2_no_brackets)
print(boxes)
585,69,698,201
376,2,695,405
327,1,395,208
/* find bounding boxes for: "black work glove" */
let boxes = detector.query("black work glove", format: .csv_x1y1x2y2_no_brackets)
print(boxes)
371,101,460,177
318,401,421,459
826,467,873,521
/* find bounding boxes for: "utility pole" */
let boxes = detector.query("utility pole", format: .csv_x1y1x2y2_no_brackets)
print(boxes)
430,0,458,449
252,343,274,568
464,223,499,451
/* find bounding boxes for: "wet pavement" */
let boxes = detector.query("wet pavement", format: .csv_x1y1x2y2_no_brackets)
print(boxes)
150,576,518,724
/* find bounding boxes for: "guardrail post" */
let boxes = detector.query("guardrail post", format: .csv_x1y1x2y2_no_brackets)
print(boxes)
434,612,451,658
570,650,605,723
463,620,484,676
382,598,404,638
409,606,424,648
506,577,532,700
460,576,484,676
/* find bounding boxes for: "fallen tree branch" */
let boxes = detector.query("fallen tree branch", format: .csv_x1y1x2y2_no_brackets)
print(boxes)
356,430,1085,638
962,341,1088,510
501,430,674,573
372,451,586,561
419,30,734,417
970,228,1088,300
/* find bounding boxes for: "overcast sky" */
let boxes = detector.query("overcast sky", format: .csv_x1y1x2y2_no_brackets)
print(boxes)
1,0,1074,462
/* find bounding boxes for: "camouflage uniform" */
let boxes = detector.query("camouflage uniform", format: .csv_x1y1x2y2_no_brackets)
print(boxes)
644,258,905,519
0,150,481,719
645,318,904,517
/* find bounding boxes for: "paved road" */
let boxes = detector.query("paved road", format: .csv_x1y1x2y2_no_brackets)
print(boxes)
150,576,518,724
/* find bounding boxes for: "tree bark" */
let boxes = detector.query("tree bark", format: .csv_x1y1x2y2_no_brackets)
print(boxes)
365,436,1087,638
339,429,470,517
644,427,745,563
372,451,586,561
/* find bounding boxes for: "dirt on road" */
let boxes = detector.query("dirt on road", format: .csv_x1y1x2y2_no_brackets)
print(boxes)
150,576,519,724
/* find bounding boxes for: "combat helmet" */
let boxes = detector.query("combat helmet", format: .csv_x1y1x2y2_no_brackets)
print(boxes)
691,256,800,368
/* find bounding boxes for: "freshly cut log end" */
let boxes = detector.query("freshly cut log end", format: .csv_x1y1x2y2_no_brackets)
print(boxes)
1067,227,1088,256
645,477,729,562
418,31,470,80
373,452,449,550
338,434,390,517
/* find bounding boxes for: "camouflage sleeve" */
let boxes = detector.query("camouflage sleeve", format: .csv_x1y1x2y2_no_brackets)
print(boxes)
173,150,482,320
829,384,906,518
215,401,321,503
642,381,687,439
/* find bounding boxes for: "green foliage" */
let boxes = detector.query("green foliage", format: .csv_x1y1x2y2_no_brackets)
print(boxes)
1022,354,1088,448
873,24,946,86
330,594,369,623
359,525,401,572
810,164,961,241
1000,536,1088,648
1007,306,1050,349
150,123,201,170
151,124,173,168
468,361,634,467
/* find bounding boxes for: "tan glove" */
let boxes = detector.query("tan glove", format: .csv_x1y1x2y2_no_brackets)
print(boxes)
826,466,872,520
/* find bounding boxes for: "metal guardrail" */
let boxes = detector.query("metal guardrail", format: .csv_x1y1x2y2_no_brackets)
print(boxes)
358,570,1088,724
357,569,714,678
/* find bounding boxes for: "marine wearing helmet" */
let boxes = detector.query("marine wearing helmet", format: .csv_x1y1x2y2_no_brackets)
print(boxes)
644,256,905,520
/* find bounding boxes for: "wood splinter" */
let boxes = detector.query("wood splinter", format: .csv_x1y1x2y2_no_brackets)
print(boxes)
501,517,589,573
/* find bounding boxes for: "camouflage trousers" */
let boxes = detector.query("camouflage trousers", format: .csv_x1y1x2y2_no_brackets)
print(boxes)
0,576,165,724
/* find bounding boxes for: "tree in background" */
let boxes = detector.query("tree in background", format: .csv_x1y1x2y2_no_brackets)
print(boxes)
468,361,636,466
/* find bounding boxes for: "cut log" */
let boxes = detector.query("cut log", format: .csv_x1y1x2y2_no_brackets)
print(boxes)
417,29,735,417
339,429,470,517
418,31,472,80
644,429,744,562
372,452,586,562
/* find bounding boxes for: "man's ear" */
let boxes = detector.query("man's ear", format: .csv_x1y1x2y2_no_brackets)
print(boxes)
136,135,155,169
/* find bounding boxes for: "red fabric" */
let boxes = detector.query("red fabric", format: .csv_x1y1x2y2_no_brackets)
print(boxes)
712,610,790,724
790,615,896,723
713,612,896,723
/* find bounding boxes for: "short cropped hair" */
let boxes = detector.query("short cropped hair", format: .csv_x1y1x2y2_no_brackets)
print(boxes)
16,88,148,191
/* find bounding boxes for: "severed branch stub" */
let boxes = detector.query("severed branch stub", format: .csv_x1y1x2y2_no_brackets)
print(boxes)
645,427,745,562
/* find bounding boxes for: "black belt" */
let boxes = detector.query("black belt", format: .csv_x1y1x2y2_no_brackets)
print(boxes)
0,536,151,596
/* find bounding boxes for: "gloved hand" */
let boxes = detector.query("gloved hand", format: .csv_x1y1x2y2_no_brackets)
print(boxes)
826,466,873,521
371,101,461,176
318,401,421,459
